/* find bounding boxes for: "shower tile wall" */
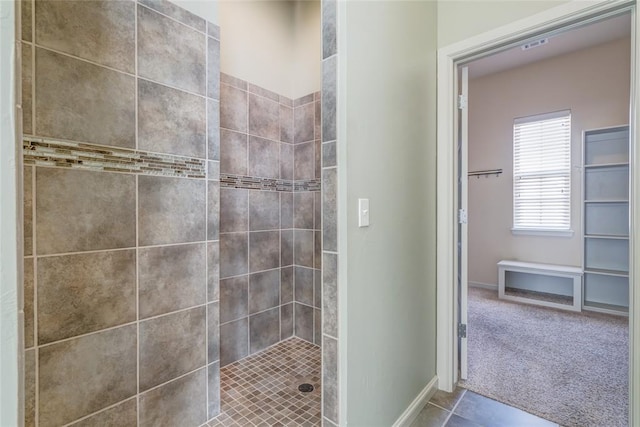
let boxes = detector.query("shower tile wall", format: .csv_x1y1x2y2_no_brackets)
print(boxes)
322,0,339,425
20,1,220,426
293,92,323,347
219,73,321,366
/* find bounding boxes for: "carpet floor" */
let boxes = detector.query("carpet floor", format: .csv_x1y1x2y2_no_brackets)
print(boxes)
462,287,628,427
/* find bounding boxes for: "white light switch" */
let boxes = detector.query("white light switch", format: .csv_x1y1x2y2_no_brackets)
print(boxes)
358,198,370,227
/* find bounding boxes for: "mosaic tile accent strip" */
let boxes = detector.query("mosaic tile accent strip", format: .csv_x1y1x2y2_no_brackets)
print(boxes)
220,174,321,193
294,179,321,192
209,337,321,427
23,136,207,178
220,173,293,192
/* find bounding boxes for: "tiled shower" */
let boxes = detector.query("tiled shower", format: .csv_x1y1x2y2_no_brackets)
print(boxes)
218,73,322,366
18,0,337,426
21,0,219,425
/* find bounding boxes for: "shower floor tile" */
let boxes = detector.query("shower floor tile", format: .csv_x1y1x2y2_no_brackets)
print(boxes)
209,337,321,427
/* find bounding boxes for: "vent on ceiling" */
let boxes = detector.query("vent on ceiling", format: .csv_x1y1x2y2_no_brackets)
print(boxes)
521,38,549,51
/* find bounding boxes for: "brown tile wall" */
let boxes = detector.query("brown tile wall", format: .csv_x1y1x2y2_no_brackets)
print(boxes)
219,72,321,366
20,1,220,425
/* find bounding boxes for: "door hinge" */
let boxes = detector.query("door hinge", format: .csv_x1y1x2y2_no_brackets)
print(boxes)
458,209,468,224
458,94,467,110
458,323,467,338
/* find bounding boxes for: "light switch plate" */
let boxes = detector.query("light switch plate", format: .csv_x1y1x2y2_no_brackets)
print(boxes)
358,198,370,227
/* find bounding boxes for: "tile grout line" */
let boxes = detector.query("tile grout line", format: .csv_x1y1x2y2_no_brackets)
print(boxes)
323,331,338,342
134,2,141,417
312,187,316,344
220,80,307,110
220,122,316,147
204,19,210,421
293,196,297,339
29,41,220,103
137,1,211,39
32,153,39,427
35,299,210,351
60,397,137,427
277,78,287,346
135,0,140,406
279,191,283,341
36,241,209,260
30,0,36,138
441,389,467,426
428,400,452,412
245,171,251,358
220,266,283,282
136,180,141,427
219,301,300,327
244,79,251,357
140,365,208,400
34,319,136,349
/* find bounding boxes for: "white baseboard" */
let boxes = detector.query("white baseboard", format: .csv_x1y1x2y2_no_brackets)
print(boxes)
392,375,439,427
469,281,498,290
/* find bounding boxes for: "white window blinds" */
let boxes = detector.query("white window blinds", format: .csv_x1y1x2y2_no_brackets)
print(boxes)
513,111,571,230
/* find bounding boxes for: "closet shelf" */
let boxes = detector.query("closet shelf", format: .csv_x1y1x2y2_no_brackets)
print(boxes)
582,125,630,315
584,234,629,240
584,268,629,278
584,199,629,203
584,162,629,169
583,301,629,314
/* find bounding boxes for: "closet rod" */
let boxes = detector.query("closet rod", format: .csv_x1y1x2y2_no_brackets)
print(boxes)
468,168,503,178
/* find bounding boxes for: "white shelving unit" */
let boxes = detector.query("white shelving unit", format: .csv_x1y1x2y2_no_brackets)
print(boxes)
583,125,630,315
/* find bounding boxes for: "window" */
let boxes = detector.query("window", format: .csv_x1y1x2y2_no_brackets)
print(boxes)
513,111,571,232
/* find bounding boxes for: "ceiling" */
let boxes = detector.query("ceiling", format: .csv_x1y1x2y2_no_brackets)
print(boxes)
468,13,631,79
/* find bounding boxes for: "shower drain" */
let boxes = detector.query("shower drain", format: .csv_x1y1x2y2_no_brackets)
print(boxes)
298,383,314,393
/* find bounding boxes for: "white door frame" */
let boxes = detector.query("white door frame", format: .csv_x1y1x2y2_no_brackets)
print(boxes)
436,0,640,424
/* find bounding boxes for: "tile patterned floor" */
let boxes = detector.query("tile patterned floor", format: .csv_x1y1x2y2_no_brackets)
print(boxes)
209,338,321,427
411,387,559,427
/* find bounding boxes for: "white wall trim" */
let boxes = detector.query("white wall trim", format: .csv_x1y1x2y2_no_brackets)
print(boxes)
436,7,638,427
469,281,498,291
391,376,438,427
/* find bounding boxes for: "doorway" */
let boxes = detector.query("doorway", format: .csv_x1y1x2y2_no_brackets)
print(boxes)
436,1,640,425
459,16,631,425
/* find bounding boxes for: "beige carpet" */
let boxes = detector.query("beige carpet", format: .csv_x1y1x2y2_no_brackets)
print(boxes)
462,287,628,427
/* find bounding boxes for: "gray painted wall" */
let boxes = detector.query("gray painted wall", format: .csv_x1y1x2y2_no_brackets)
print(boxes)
341,1,437,424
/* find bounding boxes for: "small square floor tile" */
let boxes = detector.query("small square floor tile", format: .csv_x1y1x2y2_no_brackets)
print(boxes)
211,338,320,426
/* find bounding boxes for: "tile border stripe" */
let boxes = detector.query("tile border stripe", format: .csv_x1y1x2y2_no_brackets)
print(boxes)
220,173,321,192
23,136,207,179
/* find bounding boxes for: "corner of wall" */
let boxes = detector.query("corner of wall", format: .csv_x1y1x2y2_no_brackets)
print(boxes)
391,376,439,427
0,0,20,425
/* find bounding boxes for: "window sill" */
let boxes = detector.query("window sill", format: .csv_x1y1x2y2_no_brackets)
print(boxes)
511,228,574,237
